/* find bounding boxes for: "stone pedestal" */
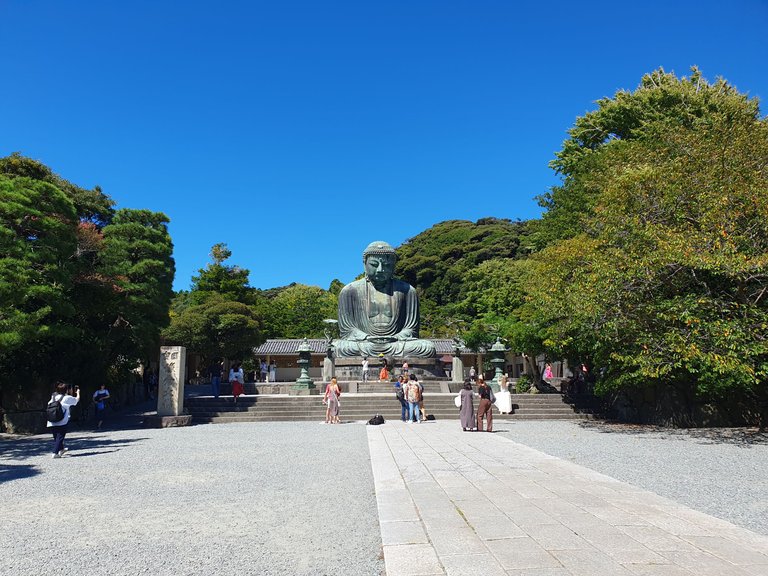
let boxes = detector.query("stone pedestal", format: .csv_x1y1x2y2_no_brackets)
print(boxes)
152,346,192,426
333,357,445,380
144,414,193,428
452,356,464,383
322,356,335,382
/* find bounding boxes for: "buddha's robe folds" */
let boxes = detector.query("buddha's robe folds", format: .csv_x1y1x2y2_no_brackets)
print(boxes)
333,278,436,358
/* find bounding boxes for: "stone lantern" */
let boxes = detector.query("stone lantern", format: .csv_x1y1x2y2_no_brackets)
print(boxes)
489,337,507,392
291,338,318,395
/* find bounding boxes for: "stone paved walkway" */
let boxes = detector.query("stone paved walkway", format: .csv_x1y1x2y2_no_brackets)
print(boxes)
368,421,768,576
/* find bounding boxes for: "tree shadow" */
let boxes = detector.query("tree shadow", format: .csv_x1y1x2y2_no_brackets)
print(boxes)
0,463,40,483
577,421,768,447
0,435,150,462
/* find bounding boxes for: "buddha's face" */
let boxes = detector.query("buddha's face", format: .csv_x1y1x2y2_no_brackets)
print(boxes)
365,254,395,286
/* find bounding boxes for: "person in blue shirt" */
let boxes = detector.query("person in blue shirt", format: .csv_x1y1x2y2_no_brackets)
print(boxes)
93,384,111,429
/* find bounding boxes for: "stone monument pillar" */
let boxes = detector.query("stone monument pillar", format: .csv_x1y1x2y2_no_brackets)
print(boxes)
322,344,335,382
452,342,464,383
145,345,193,427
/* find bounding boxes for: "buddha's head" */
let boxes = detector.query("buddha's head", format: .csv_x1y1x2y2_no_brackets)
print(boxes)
363,241,396,288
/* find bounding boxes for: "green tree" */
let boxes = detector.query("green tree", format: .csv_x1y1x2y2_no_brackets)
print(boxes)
259,283,337,339
0,156,176,419
524,69,768,420
0,175,79,357
190,242,251,303
395,217,532,335
162,294,260,361
99,209,175,360
163,243,261,362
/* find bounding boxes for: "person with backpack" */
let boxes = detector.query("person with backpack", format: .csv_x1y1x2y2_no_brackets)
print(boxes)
405,376,421,423
46,381,80,459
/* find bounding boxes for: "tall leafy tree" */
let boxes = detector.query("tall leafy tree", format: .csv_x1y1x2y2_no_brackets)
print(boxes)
163,243,261,362
523,69,768,422
260,283,337,339
0,156,176,418
0,175,79,357
100,209,175,360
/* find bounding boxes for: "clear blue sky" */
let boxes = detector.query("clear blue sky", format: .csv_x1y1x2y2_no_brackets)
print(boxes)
2,1,767,291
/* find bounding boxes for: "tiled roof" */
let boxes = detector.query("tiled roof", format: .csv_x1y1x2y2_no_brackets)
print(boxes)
254,339,329,355
253,338,471,355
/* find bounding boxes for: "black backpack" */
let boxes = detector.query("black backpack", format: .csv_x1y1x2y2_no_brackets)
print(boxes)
368,414,385,425
46,394,65,423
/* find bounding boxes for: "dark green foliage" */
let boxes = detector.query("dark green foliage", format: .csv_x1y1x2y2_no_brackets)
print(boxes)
0,152,114,225
163,294,260,361
0,156,175,417
522,68,768,417
395,218,532,337
258,283,337,339
163,244,262,363
0,175,79,356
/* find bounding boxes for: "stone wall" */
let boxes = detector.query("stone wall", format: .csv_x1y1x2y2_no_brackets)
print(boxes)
606,383,765,427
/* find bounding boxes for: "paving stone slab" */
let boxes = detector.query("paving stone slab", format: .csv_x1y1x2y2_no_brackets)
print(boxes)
367,421,768,576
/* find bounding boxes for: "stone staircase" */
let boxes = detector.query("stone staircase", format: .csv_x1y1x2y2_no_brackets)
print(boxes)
185,391,590,424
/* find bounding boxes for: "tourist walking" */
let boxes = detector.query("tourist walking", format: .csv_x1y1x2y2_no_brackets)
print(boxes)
209,360,222,399
401,361,409,377
269,361,277,383
476,376,493,432
230,362,245,402
361,357,369,382
405,376,421,423
92,383,110,429
260,360,269,383
46,381,80,458
324,377,341,424
469,365,477,383
543,362,553,383
459,379,474,431
394,376,407,421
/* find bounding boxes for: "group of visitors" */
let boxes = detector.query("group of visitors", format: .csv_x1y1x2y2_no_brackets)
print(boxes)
394,374,425,423
458,375,495,432
255,359,278,383
47,380,115,458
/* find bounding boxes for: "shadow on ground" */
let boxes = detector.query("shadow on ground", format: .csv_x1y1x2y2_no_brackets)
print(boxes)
578,421,768,447
0,435,150,464
0,463,40,483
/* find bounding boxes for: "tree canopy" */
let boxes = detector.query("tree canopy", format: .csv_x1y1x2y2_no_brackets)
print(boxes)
0,156,175,414
523,68,768,402
395,217,532,336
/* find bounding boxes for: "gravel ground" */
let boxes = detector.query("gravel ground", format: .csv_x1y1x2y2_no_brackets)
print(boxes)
495,420,768,536
0,422,384,576
4,417,767,576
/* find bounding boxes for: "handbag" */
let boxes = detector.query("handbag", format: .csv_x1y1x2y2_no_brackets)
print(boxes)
454,394,461,408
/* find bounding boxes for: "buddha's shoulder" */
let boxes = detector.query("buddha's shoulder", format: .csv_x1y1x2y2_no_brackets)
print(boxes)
339,279,367,294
